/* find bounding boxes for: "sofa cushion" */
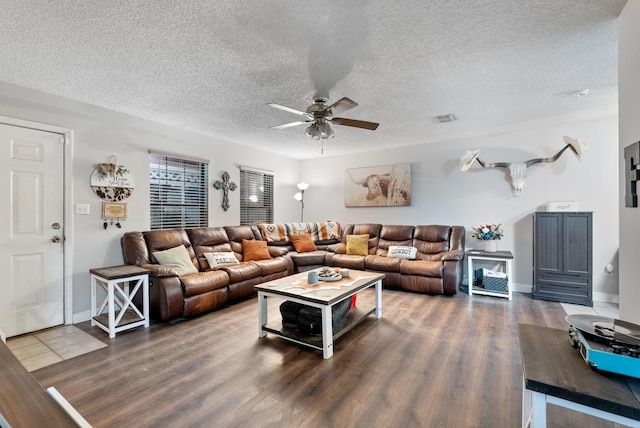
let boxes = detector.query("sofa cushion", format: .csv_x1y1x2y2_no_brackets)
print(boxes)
181,270,230,297
144,229,197,264
400,260,443,278
346,234,369,256
290,251,329,268
250,258,289,276
364,254,401,272
342,224,382,251
219,262,262,283
243,239,271,261
204,252,240,269
388,246,418,259
375,225,414,256
413,225,451,258
289,234,317,253
186,227,234,270
331,254,366,270
152,245,199,276
224,225,263,259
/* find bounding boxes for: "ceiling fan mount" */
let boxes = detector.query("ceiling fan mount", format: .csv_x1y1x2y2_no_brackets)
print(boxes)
306,97,330,116
267,96,379,140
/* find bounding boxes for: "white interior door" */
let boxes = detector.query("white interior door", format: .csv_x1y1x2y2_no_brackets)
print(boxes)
0,123,65,337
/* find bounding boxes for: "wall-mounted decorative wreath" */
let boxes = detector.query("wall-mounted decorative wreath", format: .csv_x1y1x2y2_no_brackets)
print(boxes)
90,155,135,201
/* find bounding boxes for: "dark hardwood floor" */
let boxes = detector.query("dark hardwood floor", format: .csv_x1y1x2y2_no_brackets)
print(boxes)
33,290,615,427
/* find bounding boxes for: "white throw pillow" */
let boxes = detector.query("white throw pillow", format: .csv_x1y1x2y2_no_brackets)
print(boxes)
152,245,199,276
205,252,240,269
387,246,418,259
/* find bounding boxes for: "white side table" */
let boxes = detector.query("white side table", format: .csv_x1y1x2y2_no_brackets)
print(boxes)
467,250,513,300
90,265,149,338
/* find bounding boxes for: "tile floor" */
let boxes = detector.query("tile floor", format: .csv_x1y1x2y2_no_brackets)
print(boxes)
6,324,107,372
561,300,620,319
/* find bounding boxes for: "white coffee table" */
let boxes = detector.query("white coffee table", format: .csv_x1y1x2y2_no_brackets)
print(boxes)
255,269,384,359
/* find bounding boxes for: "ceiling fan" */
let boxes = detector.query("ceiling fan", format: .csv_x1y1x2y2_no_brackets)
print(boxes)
266,97,379,140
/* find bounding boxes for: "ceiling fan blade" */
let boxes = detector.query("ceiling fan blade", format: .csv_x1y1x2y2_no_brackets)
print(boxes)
270,120,311,130
266,103,311,118
331,117,379,131
328,97,358,115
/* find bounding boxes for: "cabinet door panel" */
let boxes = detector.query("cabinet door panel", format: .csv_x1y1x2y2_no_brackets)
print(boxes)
564,213,592,275
536,214,561,274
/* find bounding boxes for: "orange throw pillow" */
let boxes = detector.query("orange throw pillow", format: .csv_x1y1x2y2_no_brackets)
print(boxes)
289,234,317,253
242,239,271,261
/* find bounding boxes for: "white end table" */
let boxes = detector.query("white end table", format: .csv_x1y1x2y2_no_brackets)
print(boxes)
90,265,149,338
467,250,513,300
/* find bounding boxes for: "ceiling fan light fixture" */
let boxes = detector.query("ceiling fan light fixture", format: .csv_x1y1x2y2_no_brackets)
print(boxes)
305,124,319,139
305,122,334,140
318,122,334,139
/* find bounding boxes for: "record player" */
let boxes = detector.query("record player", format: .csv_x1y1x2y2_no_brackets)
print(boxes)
567,314,640,379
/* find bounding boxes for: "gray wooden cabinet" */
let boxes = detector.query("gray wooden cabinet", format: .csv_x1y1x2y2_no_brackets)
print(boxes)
533,212,593,306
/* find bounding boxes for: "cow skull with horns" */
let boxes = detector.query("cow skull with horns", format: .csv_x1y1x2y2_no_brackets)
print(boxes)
459,136,587,197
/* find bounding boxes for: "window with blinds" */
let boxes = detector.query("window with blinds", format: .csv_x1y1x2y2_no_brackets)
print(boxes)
240,167,274,224
149,153,209,229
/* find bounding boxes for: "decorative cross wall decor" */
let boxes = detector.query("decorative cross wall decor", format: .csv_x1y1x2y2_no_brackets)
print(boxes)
213,171,237,211
624,141,640,208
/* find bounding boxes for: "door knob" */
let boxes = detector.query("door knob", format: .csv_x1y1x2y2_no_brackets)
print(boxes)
51,236,62,243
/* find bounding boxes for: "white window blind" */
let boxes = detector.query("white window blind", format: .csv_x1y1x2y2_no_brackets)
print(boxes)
149,153,209,229
240,167,273,224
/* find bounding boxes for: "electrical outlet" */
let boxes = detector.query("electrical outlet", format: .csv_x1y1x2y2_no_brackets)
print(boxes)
75,204,90,215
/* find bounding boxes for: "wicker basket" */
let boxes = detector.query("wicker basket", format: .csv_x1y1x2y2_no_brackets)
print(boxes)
483,276,508,292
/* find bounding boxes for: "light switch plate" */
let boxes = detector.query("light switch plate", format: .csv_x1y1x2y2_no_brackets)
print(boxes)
75,204,90,215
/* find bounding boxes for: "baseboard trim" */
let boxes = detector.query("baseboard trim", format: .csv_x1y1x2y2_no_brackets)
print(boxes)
512,283,619,304
73,310,91,324
593,291,619,304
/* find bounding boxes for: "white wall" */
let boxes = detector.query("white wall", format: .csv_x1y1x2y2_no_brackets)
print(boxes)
301,118,619,301
0,80,620,323
618,0,640,323
0,82,300,320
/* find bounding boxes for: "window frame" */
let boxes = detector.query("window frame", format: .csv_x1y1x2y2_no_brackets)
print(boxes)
239,166,274,225
149,153,209,230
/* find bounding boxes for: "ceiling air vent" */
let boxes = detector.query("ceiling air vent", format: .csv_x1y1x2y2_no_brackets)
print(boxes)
435,113,456,123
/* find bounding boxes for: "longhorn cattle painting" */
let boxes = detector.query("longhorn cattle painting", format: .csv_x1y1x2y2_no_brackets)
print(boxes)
344,163,411,207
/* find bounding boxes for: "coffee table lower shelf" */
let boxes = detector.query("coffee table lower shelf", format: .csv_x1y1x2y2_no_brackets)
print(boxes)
262,304,375,350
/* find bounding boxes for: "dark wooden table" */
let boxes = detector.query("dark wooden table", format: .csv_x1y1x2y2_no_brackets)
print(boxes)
519,323,640,427
0,340,81,427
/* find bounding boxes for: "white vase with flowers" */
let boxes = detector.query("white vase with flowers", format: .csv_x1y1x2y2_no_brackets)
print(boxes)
471,223,503,252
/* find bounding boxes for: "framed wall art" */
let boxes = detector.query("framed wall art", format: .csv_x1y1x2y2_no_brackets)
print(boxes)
344,163,411,207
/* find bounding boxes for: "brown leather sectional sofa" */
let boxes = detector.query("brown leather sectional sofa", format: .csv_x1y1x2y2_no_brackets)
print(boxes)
328,224,465,295
121,222,465,322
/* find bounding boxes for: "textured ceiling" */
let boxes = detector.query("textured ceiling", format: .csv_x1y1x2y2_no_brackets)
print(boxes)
0,1,627,159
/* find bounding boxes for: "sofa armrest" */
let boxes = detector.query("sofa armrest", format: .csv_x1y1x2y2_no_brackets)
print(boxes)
440,250,465,261
327,243,346,254
140,263,179,277
269,246,289,257
147,276,184,321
